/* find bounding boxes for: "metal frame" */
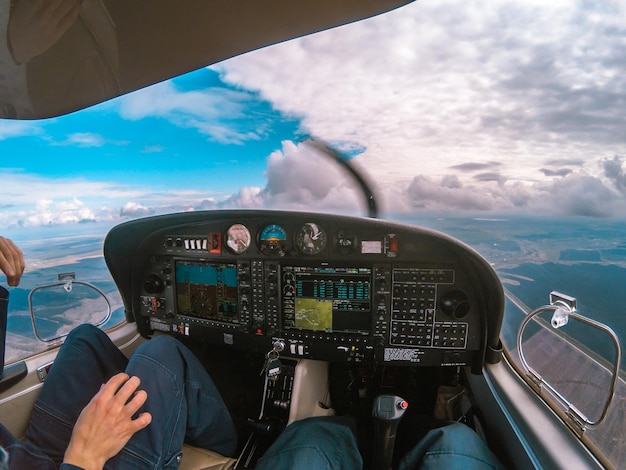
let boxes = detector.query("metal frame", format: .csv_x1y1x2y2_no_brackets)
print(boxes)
516,291,622,433
28,273,112,344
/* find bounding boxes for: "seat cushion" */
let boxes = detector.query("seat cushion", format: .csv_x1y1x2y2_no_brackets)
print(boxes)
180,444,236,470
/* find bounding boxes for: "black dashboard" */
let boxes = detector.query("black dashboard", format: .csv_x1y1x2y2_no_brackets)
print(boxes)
104,210,504,370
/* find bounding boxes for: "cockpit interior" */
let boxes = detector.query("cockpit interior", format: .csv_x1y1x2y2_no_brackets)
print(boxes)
1,0,624,469
102,208,503,467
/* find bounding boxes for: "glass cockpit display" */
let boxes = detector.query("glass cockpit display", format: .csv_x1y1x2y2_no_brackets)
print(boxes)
282,265,372,334
175,260,239,323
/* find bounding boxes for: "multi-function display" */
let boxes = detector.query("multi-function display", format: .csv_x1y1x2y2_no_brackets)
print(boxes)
282,265,372,334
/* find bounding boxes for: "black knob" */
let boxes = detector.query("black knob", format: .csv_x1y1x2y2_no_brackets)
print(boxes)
144,274,165,294
440,290,470,318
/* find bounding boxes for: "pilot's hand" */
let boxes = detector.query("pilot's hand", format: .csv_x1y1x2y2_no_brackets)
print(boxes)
7,0,82,64
0,236,25,286
63,373,152,470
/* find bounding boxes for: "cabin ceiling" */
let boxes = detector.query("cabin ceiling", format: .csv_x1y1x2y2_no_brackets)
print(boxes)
0,0,414,119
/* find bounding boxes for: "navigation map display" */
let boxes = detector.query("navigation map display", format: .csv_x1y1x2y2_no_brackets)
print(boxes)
282,266,372,334
175,260,239,323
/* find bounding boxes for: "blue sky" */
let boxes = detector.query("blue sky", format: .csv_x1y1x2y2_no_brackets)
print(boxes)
2,68,301,188
1,0,626,232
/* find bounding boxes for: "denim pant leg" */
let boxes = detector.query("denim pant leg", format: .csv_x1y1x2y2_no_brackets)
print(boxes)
255,416,363,470
23,324,128,467
106,335,238,469
398,422,505,470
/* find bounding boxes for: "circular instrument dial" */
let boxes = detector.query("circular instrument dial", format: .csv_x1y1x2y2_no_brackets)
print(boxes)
225,224,251,254
295,223,327,255
259,224,287,255
334,230,358,255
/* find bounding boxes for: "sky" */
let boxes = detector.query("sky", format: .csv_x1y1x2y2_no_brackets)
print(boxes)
1,0,626,232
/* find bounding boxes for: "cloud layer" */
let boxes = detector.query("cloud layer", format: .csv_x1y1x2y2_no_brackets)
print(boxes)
2,0,626,228
212,0,626,216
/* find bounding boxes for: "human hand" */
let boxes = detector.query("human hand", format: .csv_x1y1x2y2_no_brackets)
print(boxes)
63,373,152,470
0,236,25,286
7,0,82,64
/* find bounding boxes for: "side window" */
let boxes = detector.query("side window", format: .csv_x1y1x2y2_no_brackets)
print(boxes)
502,292,624,467
3,233,125,365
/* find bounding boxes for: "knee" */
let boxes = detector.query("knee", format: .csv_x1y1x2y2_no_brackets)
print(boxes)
134,335,182,363
65,323,106,344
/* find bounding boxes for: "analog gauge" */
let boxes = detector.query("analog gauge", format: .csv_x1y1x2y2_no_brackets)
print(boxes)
259,224,287,255
225,224,251,254
296,223,327,255
334,230,358,255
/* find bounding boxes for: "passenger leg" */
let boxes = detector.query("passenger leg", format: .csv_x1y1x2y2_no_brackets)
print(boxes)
255,416,363,470
24,324,128,466
106,335,238,469
397,421,504,470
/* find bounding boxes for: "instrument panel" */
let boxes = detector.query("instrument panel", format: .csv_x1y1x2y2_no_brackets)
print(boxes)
104,210,504,369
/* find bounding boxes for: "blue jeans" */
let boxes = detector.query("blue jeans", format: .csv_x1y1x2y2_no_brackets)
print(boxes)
0,324,237,469
256,417,504,470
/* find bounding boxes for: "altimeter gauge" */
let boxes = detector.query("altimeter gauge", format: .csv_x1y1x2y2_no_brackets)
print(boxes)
295,223,327,255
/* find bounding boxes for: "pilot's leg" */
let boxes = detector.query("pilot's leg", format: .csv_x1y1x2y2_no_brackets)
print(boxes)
24,324,128,466
106,335,238,469
397,421,504,470
255,416,363,470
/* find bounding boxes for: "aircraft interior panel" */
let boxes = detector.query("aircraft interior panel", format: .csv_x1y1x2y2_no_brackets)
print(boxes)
105,210,504,371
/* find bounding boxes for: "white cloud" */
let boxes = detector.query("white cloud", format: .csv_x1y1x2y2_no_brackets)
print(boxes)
20,197,96,226
215,0,626,194
118,80,266,145
0,120,40,140
120,202,152,218
0,172,211,229
64,132,106,147
258,140,364,213
402,171,619,217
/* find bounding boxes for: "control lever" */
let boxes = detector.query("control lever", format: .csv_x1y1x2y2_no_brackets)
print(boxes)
372,395,408,470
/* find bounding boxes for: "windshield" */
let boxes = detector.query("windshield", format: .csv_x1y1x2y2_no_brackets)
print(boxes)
1,0,625,466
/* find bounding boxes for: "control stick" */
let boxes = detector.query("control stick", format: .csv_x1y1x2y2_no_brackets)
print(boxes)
372,395,408,470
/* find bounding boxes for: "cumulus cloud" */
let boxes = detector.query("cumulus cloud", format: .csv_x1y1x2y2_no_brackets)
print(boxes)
258,140,365,213
215,0,626,190
404,170,617,217
0,172,198,229
193,140,366,214
120,202,152,218
537,175,615,217
602,155,626,193
18,198,96,226
407,175,514,211
4,1,626,226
